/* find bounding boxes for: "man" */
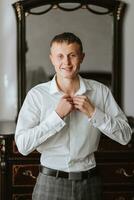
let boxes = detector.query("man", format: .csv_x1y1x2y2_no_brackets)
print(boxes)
15,32,132,200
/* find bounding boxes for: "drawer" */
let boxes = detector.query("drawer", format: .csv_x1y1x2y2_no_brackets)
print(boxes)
12,140,40,158
12,192,134,200
12,164,39,186
2,136,40,159
98,136,134,153
12,194,31,200
103,191,134,200
98,162,134,185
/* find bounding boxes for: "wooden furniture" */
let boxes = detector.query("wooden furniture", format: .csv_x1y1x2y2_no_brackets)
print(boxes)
96,117,134,199
0,121,40,200
0,119,134,200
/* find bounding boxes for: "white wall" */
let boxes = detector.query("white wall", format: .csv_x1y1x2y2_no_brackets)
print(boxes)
0,0,134,120
122,0,134,116
0,0,17,121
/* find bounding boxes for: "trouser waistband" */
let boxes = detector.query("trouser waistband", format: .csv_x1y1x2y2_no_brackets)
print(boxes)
40,165,97,180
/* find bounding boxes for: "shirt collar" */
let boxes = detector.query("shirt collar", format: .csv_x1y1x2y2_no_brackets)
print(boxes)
49,74,92,95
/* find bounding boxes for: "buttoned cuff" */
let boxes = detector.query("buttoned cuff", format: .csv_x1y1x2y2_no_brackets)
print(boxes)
88,108,96,122
41,110,66,133
88,107,105,127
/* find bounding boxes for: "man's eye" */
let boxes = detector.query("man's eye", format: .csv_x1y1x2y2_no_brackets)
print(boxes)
70,54,77,57
58,55,63,59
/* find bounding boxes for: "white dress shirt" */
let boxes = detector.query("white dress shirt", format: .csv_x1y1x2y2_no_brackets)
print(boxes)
15,75,132,172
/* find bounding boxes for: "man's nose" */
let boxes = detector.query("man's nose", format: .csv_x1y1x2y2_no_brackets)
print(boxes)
64,56,70,64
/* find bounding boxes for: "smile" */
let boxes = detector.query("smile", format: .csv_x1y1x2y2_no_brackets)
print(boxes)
62,68,73,71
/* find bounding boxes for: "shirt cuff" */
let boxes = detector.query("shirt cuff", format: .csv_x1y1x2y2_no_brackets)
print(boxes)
88,108,96,122
88,107,105,127
41,110,66,133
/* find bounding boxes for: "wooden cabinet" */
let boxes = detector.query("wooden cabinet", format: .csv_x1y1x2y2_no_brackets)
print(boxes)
95,117,134,199
103,192,134,200
0,119,134,200
0,121,39,200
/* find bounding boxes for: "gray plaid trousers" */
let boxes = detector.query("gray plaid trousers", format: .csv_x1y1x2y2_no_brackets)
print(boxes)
32,172,102,200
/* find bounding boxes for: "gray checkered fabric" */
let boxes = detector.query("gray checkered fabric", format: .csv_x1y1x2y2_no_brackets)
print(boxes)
32,172,102,200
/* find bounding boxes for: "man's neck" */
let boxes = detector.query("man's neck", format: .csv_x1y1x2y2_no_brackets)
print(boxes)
56,75,80,96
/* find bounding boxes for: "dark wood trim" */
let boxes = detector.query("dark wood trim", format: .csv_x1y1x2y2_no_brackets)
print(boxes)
14,0,116,11
112,1,126,108
13,3,26,112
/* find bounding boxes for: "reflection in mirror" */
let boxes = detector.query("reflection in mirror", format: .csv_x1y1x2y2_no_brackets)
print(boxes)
55,3,82,10
26,8,113,92
87,5,109,13
28,5,53,15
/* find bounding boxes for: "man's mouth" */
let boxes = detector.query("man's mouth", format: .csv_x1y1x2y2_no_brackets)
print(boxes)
62,67,73,72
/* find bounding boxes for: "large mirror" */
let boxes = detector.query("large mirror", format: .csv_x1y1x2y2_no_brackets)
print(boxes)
13,0,126,112
26,8,113,91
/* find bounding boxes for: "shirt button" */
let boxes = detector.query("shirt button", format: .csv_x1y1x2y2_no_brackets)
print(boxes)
69,161,73,165
93,119,96,123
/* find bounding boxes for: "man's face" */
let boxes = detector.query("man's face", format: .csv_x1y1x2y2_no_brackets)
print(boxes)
50,42,85,79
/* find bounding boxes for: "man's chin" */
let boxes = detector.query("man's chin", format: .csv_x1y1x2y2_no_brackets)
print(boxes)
62,74,78,79
56,71,79,80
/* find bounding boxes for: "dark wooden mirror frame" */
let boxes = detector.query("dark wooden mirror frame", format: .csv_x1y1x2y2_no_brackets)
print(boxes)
12,0,126,113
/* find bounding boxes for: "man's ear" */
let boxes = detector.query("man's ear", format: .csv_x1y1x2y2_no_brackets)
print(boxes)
80,52,85,63
49,53,53,63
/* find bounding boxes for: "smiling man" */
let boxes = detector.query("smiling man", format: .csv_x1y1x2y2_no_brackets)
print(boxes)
15,32,132,200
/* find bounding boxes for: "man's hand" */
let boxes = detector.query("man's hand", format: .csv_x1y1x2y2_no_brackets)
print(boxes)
55,95,74,118
73,95,95,118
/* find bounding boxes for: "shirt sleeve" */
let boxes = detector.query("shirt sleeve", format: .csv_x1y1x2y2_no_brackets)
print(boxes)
89,87,132,145
15,90,66,156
